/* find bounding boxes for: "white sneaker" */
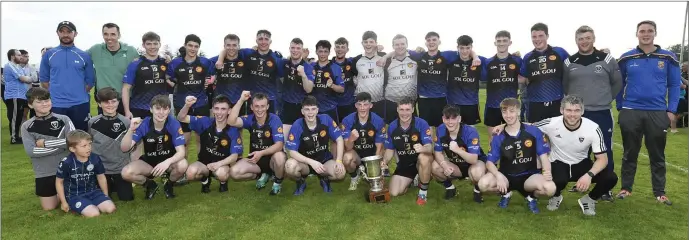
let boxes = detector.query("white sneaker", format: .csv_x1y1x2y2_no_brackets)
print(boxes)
578,195,597,216
547,195,563,211
348,177,360,191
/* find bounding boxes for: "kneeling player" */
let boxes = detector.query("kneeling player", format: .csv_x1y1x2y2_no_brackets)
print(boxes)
341,92,386,190
178,95,243,193
477,98,555,214
432,104,486,202
285,96,345,195
227,91,287,195
120,95,188,200
383,97,434,205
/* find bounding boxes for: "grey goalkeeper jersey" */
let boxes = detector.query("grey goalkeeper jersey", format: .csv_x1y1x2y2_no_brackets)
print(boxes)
21,113,74,178
384,55,418,103
563,50,623,111
352,54,386,102
88,114,131,174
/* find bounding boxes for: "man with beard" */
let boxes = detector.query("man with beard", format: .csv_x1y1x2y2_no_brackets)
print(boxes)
280,38,315,142
39,21,95,131
4,49,33,144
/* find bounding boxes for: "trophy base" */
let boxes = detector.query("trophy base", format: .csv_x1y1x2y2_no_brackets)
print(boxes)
365,189,391,203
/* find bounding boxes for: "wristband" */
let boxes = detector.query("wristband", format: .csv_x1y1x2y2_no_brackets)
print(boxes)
336,159,342,163
587,171,595,178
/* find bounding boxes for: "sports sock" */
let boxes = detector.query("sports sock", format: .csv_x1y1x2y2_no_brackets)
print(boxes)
200,176,209,184
419,182,429,195
350,170,358,179
502,191,512,198
442,180,455,189
274,177,283,185
473,185,480,193
526,194,535,202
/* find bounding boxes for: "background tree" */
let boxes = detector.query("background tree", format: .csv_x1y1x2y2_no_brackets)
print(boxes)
668,43,689,62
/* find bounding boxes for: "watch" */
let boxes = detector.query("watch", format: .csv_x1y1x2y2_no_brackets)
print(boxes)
586,171,595,178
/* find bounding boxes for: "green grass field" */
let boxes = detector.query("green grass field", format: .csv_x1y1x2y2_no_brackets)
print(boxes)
2,90,687,240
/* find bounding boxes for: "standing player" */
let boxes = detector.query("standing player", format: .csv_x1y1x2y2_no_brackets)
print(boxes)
383,97,434,205
120,95,188,200
281,38,315,141
333,37,357,123
227,92,287,195
209,34,248,115
432,104,486,202
615,20,680,205
177,95,243,193
563,25,622,201
87,87,133,201
478,98,555,214
483,31,524,142
341,92,387,190
520,23,570,123
284,96,345,195
21,87,75,210
446,35,488,126
311,40,345,122
350,31,387,120
123,32,169,119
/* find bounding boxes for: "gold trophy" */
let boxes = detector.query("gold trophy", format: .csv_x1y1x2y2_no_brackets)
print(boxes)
361,155,390,203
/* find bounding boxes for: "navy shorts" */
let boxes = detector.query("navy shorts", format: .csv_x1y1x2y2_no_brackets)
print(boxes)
68,190,111,214
52,102,91,131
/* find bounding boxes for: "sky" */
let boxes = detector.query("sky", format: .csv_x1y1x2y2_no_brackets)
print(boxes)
2,1,688,66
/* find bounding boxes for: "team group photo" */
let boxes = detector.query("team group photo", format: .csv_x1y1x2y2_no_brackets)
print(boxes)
2,1,688,239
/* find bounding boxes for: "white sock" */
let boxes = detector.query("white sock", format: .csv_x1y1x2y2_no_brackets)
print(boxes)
446,185,456,190
419,189,427,196
473,188,480,193
526,195,535,202
502,191,512,198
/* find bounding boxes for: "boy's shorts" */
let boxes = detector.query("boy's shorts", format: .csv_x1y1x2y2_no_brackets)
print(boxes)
68,190,111,214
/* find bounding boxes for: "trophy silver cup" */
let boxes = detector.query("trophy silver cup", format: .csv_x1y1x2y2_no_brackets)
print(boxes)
361,155,390,203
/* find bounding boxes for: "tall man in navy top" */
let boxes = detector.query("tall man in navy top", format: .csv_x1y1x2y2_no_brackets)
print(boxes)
520,23,570,123
446,35,488,126
209,34,249,115
39,21,95,131
311,40,345,122
123,31,170,119
478,98,555,214
281,38,315,142
614,21,681,206
563,26,622,201
332,37,358,123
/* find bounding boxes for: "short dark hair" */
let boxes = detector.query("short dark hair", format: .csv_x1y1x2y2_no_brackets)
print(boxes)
67,130,92,149
185,34,201,46
500,98,521,111
19,49,28,55
457,35,473,46
142,31,160,43
397,96,415,107
150,94,171,109
251,92,268,105
212,94,231,107
531,22,549,35
442,104,461,118
495,30,511,39
256,29,272,38
362,31,377,41
637,20,657,31
302,95,318,107
224,34,240,43
291,38,304,46
6,49,16,61
96,87,119,102
26,87,50,104
178,46,186,57
316,40,331,50
355,92,372,102
102,23,120,34
334,37,349,46
425,31,440,39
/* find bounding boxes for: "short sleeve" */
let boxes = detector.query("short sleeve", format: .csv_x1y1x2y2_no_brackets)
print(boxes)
229,128,243,155
93,155,106,175
270,115,284,143
189,116,212,134
241,115,252,129
487,136,503,163
340,115,354,140
531,127,550,156
132,121,147,143
285,122,303,151
324,115,342,142
56,158,69,179
434,125,446,152
384,124,395,150
418,119,432,145
166,117,186,147
591,126,607,154
374,116,386,144
463,127,480,155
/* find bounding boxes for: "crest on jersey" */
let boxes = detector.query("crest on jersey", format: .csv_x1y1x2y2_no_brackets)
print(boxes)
324,72,330,78
319,130,327,137
368,130,375,137
548,55,557,61
237,138,242,144
178,127,184,134
265,131,271,138
509,64,516,70
238,61,244,67
221,139,228,147
277,127,283,133
595,65,603,73
524,139,533,147
50,121,60,130
195,66,203,73
164,134,169,142
658,61,665,69
288,134,295,141
161,65,167,71
407,63,414,68
75,202,82,209
436,58,442,64
471,138,478,145
332,121,338,127
266,61,274,67
86,164,94,171
411,134,418,142
346,65,351,71
112,122,122,132
470,66,477,71
578,137,584,143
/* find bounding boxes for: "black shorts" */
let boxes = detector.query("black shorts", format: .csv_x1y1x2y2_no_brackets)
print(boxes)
372,101,386,123
504,172,536,196
528,100,561,123
176,106,210,133
484,107,505,127
282,101,302,125
383,100,418,124
459,104,481,125
258,156,274,175
35,175,57,197
393,160,418,179
140,156,166,169
337,104,356,123
130,108,152,118
418,97,447,127
231,101,249,117
106,173,134,201
320,108,339,124
677,98,688,113
307,159,332,176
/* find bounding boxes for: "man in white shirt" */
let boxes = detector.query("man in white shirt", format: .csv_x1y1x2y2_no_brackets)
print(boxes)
531,95,618,216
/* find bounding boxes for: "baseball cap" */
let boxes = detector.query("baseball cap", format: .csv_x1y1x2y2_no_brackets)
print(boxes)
56,21,77,32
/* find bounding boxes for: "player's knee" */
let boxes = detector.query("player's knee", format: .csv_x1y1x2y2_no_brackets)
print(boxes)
470,167,485,183
418,153,433,167
121,165,134,180
229,166,243,179
272,153,286,166
284,159,298,175
102,203,116,214
82,208,101,218
477,176,492,192
174,160,189,173
543,181,556,197
216,167,230,182
186,167,199,180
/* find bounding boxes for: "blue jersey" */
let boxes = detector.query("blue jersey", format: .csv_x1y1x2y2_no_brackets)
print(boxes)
520,45,570,102
616,46,682,113
39,45,95,108
409,50,459,98
434,123,480,165
384,117,432,164
123,56,169,110
311,61,344,112
487,124,549,176
3,62,29,100
209,55,247,104
239,49,285,100
240,113,284,153
56,153,105,198
167,57,215,109
447,56,488,105
286,114,341,163
282,59,315,104
341,112,386,158
189,116,243,163
483,54,523,108
132,115,186,147
332,57,357,106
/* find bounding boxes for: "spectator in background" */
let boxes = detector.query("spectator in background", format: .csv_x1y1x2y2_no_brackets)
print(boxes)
28,47,51,118
19,50,39,121
672,61,689,131
87,23,139,115
4,49,33,144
